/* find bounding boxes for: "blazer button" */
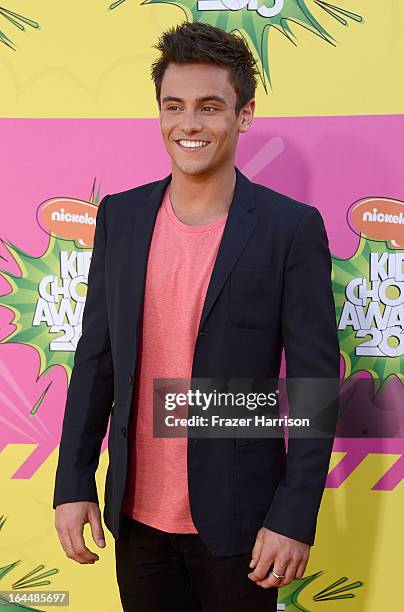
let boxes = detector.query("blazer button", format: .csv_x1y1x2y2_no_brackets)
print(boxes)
121,426,127,438
129,375,133,385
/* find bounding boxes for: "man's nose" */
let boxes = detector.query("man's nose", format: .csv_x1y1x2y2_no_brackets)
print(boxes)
181,110,203,133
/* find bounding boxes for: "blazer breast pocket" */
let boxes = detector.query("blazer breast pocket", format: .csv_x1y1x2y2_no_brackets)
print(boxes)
229,267,281,329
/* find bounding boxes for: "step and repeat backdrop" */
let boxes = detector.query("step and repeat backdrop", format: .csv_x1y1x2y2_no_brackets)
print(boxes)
0,2,403,611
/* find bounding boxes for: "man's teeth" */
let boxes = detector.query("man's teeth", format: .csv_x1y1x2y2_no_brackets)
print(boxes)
178,140,209,148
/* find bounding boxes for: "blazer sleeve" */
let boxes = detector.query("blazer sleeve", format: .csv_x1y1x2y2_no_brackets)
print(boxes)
262,206,340,546
52,195,114,509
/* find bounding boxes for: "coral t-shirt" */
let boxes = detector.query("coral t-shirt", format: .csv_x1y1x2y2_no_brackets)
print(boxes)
122,184,228,532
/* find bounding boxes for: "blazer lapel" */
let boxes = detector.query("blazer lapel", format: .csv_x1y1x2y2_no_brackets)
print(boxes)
125,173,172,328
198,167,257,331
125,166,257,335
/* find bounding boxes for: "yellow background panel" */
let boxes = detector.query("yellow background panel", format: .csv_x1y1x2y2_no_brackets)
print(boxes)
0,446,403,610
0,0,402,117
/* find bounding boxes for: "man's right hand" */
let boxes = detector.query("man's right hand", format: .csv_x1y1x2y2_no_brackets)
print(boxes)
54,501,106,564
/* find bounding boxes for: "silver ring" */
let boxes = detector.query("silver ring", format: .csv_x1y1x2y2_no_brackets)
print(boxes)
271,569,286,580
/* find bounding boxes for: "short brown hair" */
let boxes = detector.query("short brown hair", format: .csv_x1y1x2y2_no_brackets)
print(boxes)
151,21,259,115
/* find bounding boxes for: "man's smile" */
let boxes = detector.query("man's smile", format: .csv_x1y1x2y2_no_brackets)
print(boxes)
175,139,211,150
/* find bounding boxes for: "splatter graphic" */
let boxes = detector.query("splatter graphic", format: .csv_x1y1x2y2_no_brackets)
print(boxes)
0,237,88,375
0,182,101,377
333,236,403,384
109,0,363,87
0,6,39,50
278,570,364,609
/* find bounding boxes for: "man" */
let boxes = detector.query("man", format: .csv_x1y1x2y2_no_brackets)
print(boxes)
53,21,340,612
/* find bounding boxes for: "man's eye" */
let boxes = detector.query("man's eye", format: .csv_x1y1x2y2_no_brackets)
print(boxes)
202,106,217,112
168,105,181,111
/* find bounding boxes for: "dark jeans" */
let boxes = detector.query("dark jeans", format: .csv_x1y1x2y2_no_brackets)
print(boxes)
115,513,278,612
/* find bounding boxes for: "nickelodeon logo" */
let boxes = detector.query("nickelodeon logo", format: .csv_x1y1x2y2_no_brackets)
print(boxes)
349,197,404,248
362,209,404,225
50,208,96,225
38,197,99,248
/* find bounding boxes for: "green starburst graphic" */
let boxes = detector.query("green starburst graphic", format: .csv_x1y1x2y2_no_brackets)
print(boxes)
0,236,89,378
332,237,403,383
0,182,101,377
278,570,364,609
109,0,363,87
0,515,59,610
0,6,39,50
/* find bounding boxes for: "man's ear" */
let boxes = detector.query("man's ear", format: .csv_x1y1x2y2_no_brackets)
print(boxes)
238,99,255,134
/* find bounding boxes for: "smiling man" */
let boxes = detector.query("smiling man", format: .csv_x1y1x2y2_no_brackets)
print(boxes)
53,21,340,612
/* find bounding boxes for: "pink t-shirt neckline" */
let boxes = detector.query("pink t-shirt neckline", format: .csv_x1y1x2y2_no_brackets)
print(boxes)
164,185,228,233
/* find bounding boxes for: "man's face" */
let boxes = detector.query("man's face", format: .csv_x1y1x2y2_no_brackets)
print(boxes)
159,63,254,177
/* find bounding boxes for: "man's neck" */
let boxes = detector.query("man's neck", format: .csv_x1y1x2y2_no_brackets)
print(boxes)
168,164,236,226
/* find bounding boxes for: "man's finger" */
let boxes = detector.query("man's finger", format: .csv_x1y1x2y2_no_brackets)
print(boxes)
88,509,106,548
59,529,95,566
295,557,309,579
249,532,264,569
248,552,274,582
70,527,99,564
276,560,299,587
255,552,290,588
58,529,75,560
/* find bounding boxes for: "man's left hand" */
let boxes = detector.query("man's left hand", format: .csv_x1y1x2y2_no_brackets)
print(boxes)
248,527,310,589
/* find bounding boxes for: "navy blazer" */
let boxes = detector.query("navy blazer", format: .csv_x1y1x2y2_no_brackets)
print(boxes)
53,166,340,556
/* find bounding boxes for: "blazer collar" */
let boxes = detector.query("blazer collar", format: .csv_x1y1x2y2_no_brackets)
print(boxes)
140,165,255,213
125,165,258,335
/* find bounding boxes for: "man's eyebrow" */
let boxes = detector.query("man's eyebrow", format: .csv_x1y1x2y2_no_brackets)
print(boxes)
161,95,227,105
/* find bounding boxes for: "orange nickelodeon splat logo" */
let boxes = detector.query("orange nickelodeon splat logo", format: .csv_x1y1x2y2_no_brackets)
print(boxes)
348,197,404,249
37,196,98,248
